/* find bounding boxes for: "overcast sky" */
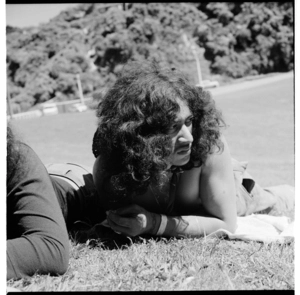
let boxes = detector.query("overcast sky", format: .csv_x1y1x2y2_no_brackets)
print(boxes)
6,3,80,28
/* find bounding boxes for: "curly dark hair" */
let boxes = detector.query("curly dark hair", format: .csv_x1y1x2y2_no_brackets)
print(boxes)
93,60,225,201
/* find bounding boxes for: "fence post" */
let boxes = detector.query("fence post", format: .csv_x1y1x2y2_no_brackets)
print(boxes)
7,87,14,119
191,43,203,85
182,33,203,86
76,74,85,105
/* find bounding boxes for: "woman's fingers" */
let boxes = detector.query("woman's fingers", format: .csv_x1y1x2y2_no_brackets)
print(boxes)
107,212,131,228
106,204,150,237
108,217,137,236
107,211,147,237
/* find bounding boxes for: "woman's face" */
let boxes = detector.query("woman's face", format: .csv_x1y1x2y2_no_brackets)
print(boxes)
167,99,194,168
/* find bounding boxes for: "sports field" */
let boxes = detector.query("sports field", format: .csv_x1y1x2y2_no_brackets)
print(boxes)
11,72,294,188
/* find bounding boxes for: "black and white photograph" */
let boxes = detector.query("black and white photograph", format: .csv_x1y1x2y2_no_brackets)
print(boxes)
5,2,296,292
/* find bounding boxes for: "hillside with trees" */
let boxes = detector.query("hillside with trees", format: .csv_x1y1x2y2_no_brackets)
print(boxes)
6,2,293,112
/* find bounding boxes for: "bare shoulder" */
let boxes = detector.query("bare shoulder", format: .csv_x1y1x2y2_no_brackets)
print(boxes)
199,134,236,218
201,134,232,174
175,135,230,208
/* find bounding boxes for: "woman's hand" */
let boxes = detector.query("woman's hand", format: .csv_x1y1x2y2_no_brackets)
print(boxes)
106,204,160,237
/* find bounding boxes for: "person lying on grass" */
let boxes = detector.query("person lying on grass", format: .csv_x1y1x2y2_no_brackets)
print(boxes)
90,60,294,237
36,60,294,246
6,125,69,280
7,60,294,280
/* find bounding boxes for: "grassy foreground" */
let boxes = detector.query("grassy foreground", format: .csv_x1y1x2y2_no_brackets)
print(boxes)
8,74,294,291
8,237,294,291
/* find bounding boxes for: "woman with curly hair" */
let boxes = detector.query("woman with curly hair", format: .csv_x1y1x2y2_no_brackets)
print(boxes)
91,60,294,237
10,59,292,267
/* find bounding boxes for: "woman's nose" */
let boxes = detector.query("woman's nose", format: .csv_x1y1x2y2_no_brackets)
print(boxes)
178,125,193,143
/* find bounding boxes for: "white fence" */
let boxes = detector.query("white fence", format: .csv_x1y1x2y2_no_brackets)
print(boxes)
7,97,93,121
7,110,43,121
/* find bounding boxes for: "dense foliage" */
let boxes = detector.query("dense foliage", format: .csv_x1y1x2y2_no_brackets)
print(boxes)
193,2,293,78
6,2,293,112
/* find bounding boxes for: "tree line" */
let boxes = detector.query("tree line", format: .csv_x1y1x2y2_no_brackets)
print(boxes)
6,2,293,112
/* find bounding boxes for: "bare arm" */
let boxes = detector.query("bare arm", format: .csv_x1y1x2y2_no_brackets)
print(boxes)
161,135,237,237
101,137,237,237
107,136,237,237
183,134,237,235
165,135,237,236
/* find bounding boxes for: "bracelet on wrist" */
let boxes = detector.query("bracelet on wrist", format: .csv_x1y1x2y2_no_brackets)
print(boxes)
156,214,167,236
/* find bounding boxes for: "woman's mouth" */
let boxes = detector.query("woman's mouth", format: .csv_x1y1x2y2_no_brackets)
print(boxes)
176,145,191,155
177,149,191,155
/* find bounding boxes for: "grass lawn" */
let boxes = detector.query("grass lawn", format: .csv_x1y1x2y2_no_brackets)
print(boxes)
8,74,294,291
212,74,294,188
11,109,98,168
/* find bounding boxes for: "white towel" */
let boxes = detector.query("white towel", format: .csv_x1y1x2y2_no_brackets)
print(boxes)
101,214,294,242
208,214,294,243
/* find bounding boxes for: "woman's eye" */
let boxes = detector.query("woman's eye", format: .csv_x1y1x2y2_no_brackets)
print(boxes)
168,123,179,133
185,118,193,126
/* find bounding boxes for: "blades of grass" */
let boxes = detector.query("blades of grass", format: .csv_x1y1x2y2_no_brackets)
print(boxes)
218,263,235,290
210,238,221,257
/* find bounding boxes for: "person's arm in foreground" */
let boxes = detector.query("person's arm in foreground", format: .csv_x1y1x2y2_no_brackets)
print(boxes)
106,136,237,237
7,144,69,280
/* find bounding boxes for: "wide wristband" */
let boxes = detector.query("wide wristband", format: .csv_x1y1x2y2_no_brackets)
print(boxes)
156,214,167,236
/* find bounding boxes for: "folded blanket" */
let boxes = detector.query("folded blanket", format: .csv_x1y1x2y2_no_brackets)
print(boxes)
208,214,294,243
